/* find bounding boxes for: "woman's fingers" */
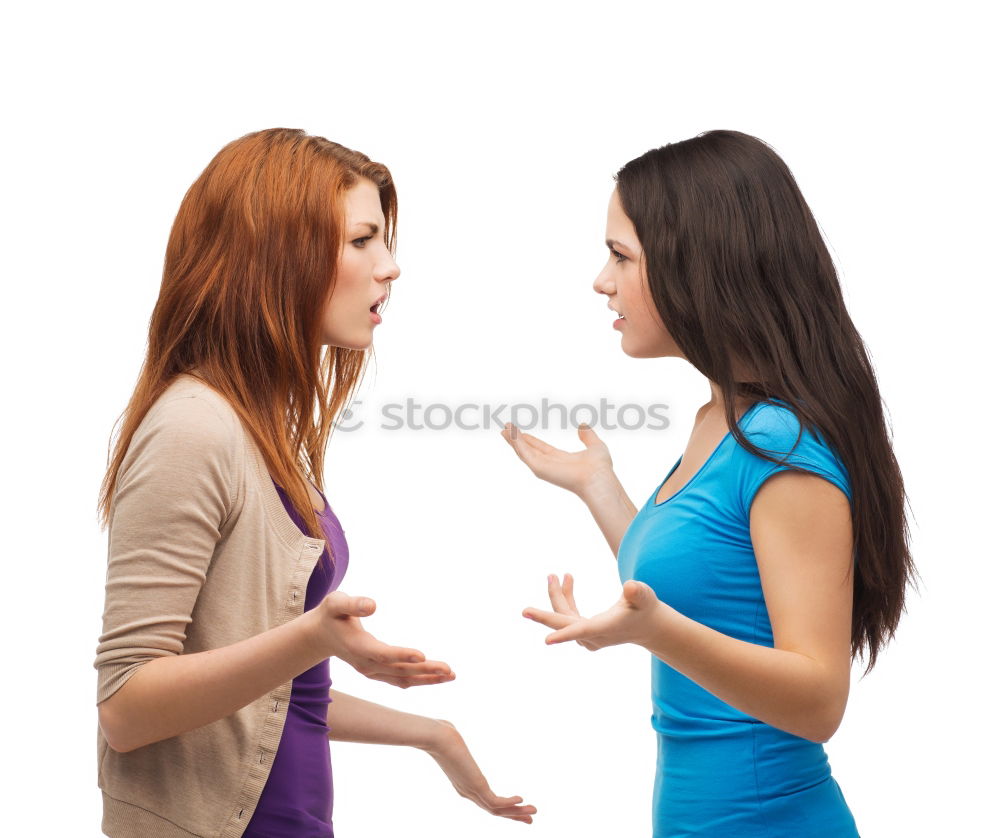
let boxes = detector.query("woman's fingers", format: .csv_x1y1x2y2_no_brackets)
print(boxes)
503,424,569,468
490,807,536,823
356,643,454,683
370,644,449,671
489,793,523,805
377,671,457,689
518,431,561,457
547,572,580,615
501,423,532,450
369,643,427,665
544,619,593,645
362,637,451,671
547,573,574,614
489,805,537,821
562,573,580,613
501,425,541,470
476,791,537,822
486,794,531,810
502,423,545,448
526,583,607,648
522,606,576,629
372,659,453,678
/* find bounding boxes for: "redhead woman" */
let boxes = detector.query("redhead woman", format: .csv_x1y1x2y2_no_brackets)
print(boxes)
94,128,535,837
502,130,914,837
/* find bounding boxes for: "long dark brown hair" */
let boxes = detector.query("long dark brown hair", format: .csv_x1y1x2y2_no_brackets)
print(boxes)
97,127,397,541
615,130,917,676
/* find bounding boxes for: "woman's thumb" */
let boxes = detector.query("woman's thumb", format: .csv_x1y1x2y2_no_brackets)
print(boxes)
578,422,600,443
623,580,653,608
336,594,375,616
355,596,376,615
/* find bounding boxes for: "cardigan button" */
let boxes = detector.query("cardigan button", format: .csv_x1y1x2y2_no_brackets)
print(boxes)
272,700,279,712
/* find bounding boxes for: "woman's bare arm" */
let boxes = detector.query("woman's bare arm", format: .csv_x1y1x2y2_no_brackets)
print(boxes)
525,470,855,743
325,690,537,823
325,689,441,748
578,469,639,559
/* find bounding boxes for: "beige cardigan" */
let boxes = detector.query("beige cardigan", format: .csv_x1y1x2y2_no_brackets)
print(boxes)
94,373,328,837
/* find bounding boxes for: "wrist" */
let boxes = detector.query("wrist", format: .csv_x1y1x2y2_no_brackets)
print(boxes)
421,718,459,755
296,607,331,661
636,600,676,652
578,466,620,504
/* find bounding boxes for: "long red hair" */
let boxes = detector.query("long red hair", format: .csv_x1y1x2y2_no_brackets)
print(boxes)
97,127,397,541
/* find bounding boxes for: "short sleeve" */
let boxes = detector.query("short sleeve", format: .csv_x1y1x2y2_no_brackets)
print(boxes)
94,394,238,705
735,403,852,519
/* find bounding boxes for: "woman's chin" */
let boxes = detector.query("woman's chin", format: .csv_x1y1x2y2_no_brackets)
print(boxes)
620,340,672,360
325,333,374,351
619,337,643,358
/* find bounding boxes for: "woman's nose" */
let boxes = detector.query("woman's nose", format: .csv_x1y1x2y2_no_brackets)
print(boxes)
593,266,614,296
380,258,401,283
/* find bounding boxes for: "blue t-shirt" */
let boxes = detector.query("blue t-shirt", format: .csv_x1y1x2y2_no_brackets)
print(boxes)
617,399,860,837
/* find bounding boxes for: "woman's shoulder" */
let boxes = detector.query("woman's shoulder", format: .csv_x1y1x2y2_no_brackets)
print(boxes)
742,398,816,449
145,373,240,432
736,398,852,500
127,374,244,472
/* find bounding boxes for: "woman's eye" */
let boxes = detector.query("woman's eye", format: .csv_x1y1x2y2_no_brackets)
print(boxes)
610,248,626,264
352,236,372,248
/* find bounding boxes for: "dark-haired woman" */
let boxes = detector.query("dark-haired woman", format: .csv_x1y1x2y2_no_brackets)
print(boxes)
502,130,913,837
94,128,535,837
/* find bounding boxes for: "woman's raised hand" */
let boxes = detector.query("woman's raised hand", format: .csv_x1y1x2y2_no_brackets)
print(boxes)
499,422,614,496
307,591,455,688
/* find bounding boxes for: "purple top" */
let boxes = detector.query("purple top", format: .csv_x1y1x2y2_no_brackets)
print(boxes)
243,479,349,838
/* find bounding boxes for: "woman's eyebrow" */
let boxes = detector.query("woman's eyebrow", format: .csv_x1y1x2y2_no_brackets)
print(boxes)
606,238,631,252
352,221,380,234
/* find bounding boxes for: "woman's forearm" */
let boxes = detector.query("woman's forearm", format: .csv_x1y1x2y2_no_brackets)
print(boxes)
326,689,442,750
641,604,847,743
98,610,325,754
578,469,638,559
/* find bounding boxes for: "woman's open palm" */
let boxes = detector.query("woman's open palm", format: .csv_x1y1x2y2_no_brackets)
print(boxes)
311,592,455,688
426,720,537,824
499,422,613,496
523,573,661,651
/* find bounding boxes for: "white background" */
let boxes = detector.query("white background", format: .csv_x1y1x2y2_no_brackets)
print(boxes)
3,1,996,835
